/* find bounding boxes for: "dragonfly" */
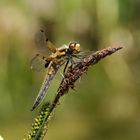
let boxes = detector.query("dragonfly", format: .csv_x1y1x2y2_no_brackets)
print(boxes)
31,29,81,111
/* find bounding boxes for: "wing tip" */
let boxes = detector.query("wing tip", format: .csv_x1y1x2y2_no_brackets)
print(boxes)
30,105,36,111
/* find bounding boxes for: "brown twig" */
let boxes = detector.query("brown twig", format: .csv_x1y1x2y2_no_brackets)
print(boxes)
51,46,123,110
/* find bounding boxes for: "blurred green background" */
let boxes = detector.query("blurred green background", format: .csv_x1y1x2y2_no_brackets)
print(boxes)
0,0,140,140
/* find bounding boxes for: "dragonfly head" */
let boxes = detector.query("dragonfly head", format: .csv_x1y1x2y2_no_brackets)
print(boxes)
68,42,80,54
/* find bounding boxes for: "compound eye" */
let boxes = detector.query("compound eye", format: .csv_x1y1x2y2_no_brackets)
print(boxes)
69,42,74,47
75,43,80,52
69,42,80,53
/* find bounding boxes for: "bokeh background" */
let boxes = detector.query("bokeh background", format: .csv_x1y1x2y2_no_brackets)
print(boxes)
0,0,140,140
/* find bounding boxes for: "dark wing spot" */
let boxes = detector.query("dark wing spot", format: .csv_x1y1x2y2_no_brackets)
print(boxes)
45,62,49,68
42,56,45,59
46,38,49,42
40,29,44,32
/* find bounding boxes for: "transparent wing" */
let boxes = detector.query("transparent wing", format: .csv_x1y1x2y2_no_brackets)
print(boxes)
74,51,94,58
35,29,57,55
71,51,94,64
30,54,47,72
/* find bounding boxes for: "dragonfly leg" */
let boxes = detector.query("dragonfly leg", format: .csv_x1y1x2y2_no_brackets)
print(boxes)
58,68,65,78
51,61,65,78
63,59,69,74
